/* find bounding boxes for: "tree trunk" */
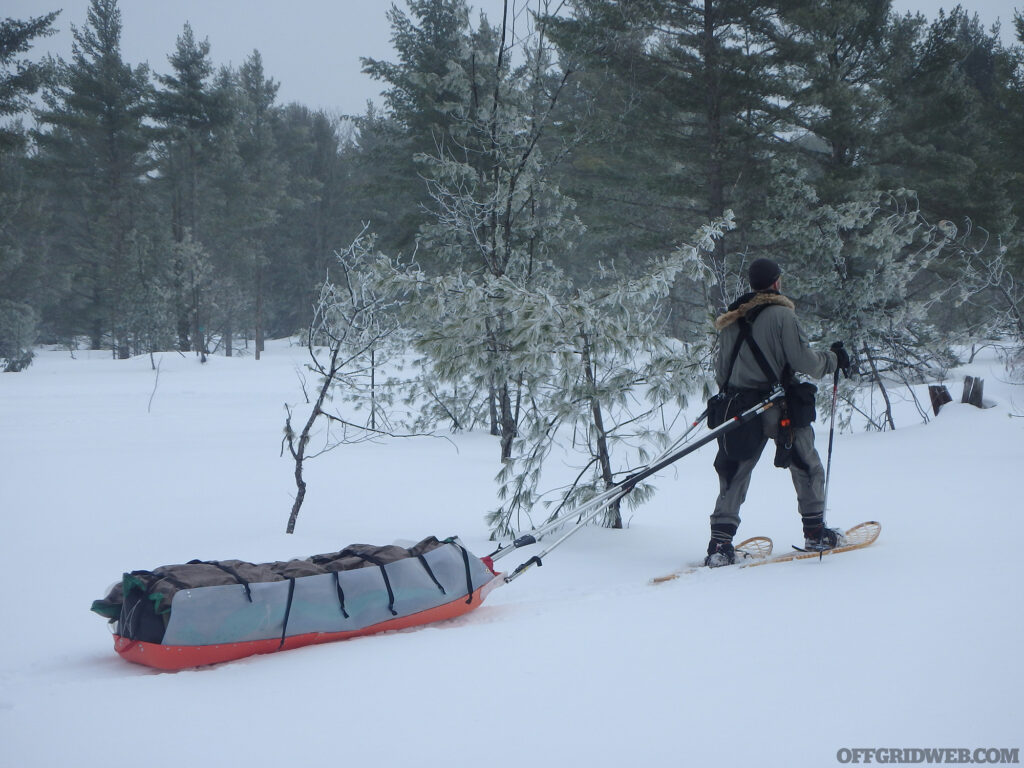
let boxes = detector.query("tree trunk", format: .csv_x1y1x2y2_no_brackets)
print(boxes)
703,0,725,223
928,385,952,416
581,330,620,528
224,320,233,358
177,313,191,353
191,282,207,363
255,264,265,361
863,343,894,429
488,379,500,436
369,348,376,431
171,153,191,353
90,261,103,350
499,381,516,462
961,376,984,408
286,342,342,534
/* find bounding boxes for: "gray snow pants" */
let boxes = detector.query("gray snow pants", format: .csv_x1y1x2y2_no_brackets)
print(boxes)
710,406,826,534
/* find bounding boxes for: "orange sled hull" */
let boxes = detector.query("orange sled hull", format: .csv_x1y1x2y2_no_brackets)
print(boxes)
114,581,497,671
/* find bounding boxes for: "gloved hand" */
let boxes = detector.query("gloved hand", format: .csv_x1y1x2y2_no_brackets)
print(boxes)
830,341,851,377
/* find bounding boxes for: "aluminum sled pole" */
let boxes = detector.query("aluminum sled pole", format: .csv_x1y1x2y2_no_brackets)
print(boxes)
502,387,784,583
491,409,712,564
613,387,784,496
661,406,709,455
502,485,631,583
490,479,634,563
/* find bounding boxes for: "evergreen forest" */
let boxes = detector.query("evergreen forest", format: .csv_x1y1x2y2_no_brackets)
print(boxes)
3,1,1023,526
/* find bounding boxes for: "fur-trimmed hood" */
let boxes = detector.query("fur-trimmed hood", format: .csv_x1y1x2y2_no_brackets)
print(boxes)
714,291,795,331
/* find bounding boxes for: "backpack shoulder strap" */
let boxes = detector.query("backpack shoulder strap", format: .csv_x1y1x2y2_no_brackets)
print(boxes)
721,305,778,389
720,326,746,389
743,321,778,384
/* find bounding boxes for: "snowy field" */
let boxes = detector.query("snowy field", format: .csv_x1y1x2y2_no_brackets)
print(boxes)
1,340,1021,767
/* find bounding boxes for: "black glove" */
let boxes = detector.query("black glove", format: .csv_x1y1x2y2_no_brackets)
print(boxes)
830,341,850,376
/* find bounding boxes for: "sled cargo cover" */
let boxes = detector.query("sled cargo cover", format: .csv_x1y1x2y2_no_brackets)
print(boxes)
92,536,500,670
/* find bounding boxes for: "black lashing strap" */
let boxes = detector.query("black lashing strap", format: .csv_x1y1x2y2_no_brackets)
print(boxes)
279,578,296,649
444,539,476,605
331,571,350,618
416,554,447,595
211,562,254,602
141,569,190,592
187,560,253,602
351,553,398,616
333,548,455,618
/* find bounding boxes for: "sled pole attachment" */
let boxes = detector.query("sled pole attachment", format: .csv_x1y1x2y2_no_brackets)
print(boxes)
489,409,712,563
503,484,631,583
488,480,632,562
502,387,784,583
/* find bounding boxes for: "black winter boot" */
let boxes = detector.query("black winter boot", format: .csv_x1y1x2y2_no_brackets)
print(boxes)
705,521,737,567
704,539,736,568
803,525,846,552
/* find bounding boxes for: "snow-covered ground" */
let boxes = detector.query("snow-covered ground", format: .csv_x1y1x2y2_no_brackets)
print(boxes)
1,340,1021,767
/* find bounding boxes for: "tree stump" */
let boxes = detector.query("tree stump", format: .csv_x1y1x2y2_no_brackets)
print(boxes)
961,376,984,408
928,385,952,416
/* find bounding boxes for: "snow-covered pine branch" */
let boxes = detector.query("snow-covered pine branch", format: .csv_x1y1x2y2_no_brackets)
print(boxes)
695,160,979,429
480,221,731,537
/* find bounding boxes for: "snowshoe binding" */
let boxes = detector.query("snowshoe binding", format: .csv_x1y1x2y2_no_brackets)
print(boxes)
803,525,847,552
704,539,736,568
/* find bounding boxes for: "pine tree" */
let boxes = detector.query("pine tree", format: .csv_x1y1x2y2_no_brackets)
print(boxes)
408,1,583,461
34,0,155,354
0,137,55,370
1,12,59,369
547,0,785,306
875,8,1016,234
262,105,345,339
193,53,288,358
484,219,731,536
1005,13,1024,291
152,23,229,353
362,0,473,134
745,159,959,428
237,51,286,359
772,0,893,203
356,0,479,262
1,12,58,150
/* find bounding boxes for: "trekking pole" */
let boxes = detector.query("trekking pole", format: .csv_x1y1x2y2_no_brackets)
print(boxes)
822,368,841,514
501,388,784,583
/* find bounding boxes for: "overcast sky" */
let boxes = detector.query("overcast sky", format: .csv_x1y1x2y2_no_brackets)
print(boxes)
6,0,1020,116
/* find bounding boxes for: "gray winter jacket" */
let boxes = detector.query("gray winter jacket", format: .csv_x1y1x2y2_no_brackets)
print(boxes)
714,291,837,390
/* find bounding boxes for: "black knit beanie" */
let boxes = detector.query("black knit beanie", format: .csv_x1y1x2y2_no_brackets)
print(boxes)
748,258,781,290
